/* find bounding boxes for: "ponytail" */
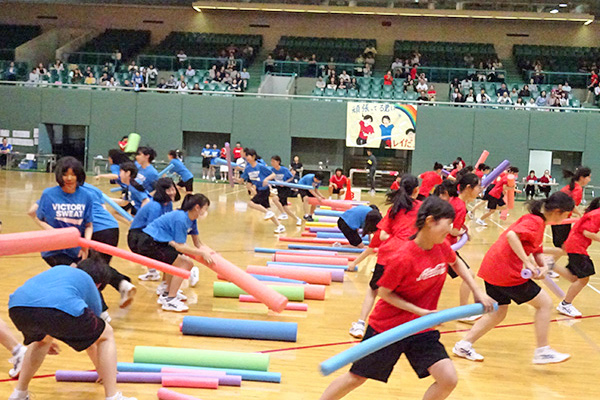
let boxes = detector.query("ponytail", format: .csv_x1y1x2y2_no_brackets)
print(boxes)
120,161,145,192
362,205,382,235
585,197,600,213
433,179,458,198
410,196,455,239
386,174,418,219
456,173,480,193
181,193,210,211
455,166,474,182
527,191,574,220
563,166,591,191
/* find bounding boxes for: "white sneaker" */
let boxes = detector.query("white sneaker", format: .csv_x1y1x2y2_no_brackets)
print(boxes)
556,301,582,318
118,280,136,308
100,311,112,323
139,269,161,281
332,241,342,248
452,340,484,361
349,321,365,339
189,266,200,287
8,345,27,378
532,346,570,364
475,218,488,227
8,389,29,400
109,391,138,400
548,270,560,279
274,225,286,234
162,297,189,312
296,218,302,226
278,214,288,220
264,210,275,220
458,314,482,323
467,211,474,220
157,291,187,304
369,189,376,195
156,281,168,295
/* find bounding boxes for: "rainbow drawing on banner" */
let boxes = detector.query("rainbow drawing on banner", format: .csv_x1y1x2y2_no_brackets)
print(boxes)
394,104,417,129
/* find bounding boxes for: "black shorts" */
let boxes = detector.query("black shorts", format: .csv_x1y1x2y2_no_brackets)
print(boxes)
298,189,315,199
9,307,105,352
332,187,342,195
350,327,449,382
43,253,80,267
416,194,427,201
177,178,194,192
91,228,119,263
337,218,363,247
484,194,505,210
202,158,210,168
447,252,469,279
136,232,180,265
551,224,571,248
566,253,596,278
484,280,541,306
251,189,270,209
369,263,385,290
127,228,145,254
277,186,292,205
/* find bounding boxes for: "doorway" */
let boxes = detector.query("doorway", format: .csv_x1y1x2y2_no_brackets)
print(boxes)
40,124,88,168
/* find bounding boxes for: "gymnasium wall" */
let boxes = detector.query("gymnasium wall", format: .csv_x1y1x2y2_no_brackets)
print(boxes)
2,2,600,57
1,85,599,178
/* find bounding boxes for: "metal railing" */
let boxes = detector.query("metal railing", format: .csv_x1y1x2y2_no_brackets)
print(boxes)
65,52,116,66
0,80,598,113
526,70,591,87
137,55,244,72
414,66,507,83
264,60,363,77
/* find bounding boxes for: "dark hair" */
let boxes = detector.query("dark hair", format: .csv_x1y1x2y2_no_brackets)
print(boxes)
527,191,574,220
181,193,210,211
314,172,324,181
335,168,344,174
363,115,373,121
271,155,282,164
137,146,156,162
508,166,519,174
119,161,145,192
121,136,128,141
77,256,109,285
168,150,181,159
563,166,591,191
386,174,419,219
456,172,480,193
433,179,458,198
382,115,390,122
586,197,600,213
477,163,490,171
412,196,456,237
455,166,474,181
433,162,443,170
244,148,258,160
529,170,535,175
108,149,130,165
153,177,180,203
363,206,382,235
55,156,86,187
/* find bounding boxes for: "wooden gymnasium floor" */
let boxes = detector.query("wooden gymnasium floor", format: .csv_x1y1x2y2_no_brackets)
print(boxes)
1,169,600,400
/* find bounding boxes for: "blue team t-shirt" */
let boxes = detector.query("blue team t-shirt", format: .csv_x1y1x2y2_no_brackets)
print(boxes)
9,266,102,317
127,183,149,212
0,143,12,152
143,210,197,244
130,199,173,230
37,185,94,258
134,162,158,192
201,148,212,159
341,205,373,230
242,163,274,191
81,183,118,233
169,158,193,181
298,174,321,189
380,124,394,141
270,166,293,182
110,164,126,188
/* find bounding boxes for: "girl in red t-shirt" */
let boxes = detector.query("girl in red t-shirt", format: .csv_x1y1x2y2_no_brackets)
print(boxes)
477,166,519,226
322,197,494,400
348,174,420,338
550,167,592,251
417,162,443,200
328,168,348,199
469,164,491,218
454,192,575,365
538,169,552,198
553,197,600,318
390,173,401,191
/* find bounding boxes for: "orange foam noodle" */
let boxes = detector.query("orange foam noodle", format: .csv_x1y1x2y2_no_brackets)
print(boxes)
239,295,308,311
308,198,353,210
246,265,332,285
474,150,489,169
270,282,326,300
301,232,317,237
79,238,190,279
273,254,348,266
161,375,218,389
0,227,80,256
190,245,288,313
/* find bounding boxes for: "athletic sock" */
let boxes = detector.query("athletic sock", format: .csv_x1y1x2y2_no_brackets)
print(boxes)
166,297,175,301
11,344,23,356
357,320,365,325
561,300,570,305
10,389,28,399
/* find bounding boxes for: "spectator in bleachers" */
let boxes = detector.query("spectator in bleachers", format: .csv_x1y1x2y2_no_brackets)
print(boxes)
498,92,512,105
496,83,508,97
465,88,476,103
5,62,16,81
122,79,133,91
265,54,275,74
547,91,559,107
528,78,538,93
240,68,249,91
494,59,505,81
510,87,519,98
208,65,217,81
348,78,357,90
427,85,436,101
230,68,240,82
306,54,318,78
127,61,138,72
518,84,531,98
514,97,525,109
112,49,122,70
363,64,372,78
71,68,83,84
559,92,569,107
476,64,487,82
409,64,417,80
461,76,473,91
586,70,598,103
339,70,350,83
177,80,188,93
553,84,566,99
383,71,393,86
536,90,548,107
185,65,195,77
526,97,538,110
132,71,144,89
52,60,64,72
222,72,232,85
100,73,110,85
454,91,465,104
107,77,118,88
28,68,40,84
364,53,375,68
192,83,201,93
450,78,460,91
326,76,337,90
37,63,50,80
417,90,429,102
402,77,414,92
563,81,572,94
227,55,236,71
84,72,96,85
176,50,187,67
391,58,403,78
476,88,491,103
451,87,461,101
213,70,223,83
0,137,12,167
229,79,241,93
415,77,428,93
411,50,421,66
156,78,167,91
165,75,177,90
145,65,158,86
338,79,347,90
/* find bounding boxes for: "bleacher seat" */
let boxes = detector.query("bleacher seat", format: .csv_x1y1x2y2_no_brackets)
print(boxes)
68,29,150,66
0,24,41,61
394,40,497,68
273,36,376,64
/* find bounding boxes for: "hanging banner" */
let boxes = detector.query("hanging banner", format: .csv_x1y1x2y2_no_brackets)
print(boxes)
346,102,417,150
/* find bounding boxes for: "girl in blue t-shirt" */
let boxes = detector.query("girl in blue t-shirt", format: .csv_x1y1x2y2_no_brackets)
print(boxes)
269,155,302,227
208,144,221,181
168,150,194,193
28,156,94,267
201,144,212,179
135,194,213,312
115,161,149,215
95,149,130,191
338,205,382,248
235,148,285,234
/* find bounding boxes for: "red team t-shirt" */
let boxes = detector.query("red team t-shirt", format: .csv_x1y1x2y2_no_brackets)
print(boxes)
418,171,442,197
450,169,459,178
560,183,583,206
376,200,421,265
368,229,383,249
329,175,348,189
475,169,484,179
478,214,545,287
390,181,400,191
233,147,243,159
563,208,600,256
447,196,466,245
488,175,508,199
369,240,456,333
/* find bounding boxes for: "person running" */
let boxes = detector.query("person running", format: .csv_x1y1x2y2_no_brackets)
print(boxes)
167,150,194,193
269,155,302,227
417,162,444,200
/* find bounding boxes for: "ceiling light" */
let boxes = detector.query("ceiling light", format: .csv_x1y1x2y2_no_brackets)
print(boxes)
550,9,559,14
